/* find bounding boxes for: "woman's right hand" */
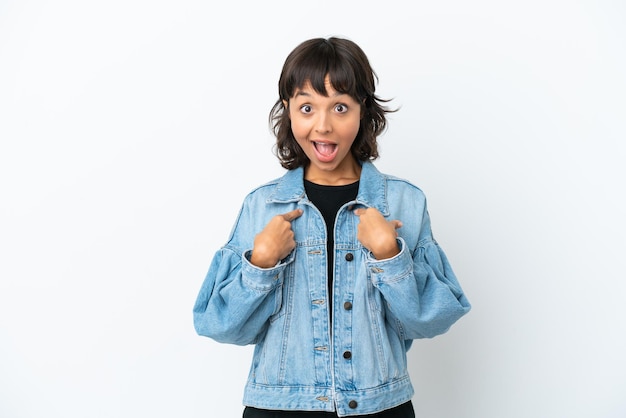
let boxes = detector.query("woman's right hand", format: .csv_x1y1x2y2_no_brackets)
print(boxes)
249,209,303,268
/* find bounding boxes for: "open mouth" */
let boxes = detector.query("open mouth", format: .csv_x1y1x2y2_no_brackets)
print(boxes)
313,142,338,162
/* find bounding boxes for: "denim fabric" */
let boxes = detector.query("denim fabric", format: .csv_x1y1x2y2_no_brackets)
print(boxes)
193,162,471,417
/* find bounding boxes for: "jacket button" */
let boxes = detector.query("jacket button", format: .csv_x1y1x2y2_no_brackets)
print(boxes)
343,350,352,359
345,253,354,261
348,400,358,409
343,301,352,310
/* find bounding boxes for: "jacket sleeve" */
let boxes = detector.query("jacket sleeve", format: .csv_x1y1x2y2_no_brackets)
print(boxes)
192,202,293,346
192,248,292,345
366,207,471,340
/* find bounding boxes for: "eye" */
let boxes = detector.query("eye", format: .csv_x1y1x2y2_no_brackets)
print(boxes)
334,104,348,113
299,104,312,114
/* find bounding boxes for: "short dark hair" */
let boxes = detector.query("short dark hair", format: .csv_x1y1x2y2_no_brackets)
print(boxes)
269,37,395,170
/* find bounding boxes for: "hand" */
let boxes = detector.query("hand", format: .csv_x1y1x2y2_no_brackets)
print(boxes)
354,208,402,260
250,209,303,268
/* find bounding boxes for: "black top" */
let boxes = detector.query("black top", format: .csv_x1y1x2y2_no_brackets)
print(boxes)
243,400,415,417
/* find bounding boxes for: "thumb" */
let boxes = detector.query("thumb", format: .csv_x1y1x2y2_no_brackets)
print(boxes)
390,220,403,229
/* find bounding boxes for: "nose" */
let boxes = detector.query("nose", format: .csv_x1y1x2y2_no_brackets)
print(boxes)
314,112,332,134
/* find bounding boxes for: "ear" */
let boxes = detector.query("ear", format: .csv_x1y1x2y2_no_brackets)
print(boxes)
282,99,288,109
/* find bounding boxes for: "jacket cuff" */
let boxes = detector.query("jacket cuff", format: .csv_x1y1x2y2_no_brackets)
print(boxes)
241,249,294,291
365,238,413,285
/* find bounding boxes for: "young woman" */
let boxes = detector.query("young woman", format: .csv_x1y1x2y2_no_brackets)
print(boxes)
193,37,471,417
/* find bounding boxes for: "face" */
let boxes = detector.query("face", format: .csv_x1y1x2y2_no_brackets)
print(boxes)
286,76,362,185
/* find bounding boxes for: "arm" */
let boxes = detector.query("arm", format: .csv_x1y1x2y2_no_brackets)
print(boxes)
193,246,293,345
192,204,301,346
366,236,470,339
355,206,470,339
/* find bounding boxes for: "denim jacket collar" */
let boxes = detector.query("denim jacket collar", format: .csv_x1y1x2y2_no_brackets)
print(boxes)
267,162,389,216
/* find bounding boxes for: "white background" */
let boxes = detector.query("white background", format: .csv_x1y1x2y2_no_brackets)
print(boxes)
1,1,625,417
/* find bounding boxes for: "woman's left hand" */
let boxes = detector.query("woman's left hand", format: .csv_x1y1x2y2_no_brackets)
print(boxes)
354,207,402,260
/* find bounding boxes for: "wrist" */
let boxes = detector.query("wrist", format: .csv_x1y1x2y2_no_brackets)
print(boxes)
372,241,400,260
249,249,278,268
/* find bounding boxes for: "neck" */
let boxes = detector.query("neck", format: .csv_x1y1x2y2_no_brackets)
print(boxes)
304,160,361,186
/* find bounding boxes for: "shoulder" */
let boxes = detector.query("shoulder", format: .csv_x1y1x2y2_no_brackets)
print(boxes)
377,168,428,200
247,177,282,195
359,163,428,212
237,178,281,210
241,167,304,205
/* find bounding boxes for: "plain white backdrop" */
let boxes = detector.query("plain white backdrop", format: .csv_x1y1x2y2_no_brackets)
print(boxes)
1,0,625,417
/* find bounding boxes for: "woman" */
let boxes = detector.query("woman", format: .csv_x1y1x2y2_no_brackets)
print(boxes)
193,36,471,417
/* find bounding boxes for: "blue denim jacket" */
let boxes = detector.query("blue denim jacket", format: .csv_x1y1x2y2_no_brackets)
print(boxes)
193,162,471,417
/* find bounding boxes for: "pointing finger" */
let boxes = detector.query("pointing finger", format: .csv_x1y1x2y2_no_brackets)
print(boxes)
282,209,303,222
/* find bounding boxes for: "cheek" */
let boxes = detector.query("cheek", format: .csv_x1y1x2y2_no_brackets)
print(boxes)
341,118,361,141
289,116,309,141
290,123,304,142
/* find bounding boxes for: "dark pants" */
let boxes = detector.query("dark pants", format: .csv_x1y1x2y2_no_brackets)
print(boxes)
243,400,415,418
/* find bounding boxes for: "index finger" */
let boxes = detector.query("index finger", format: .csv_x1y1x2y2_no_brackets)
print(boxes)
281,208,303,222
353,208,370,216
